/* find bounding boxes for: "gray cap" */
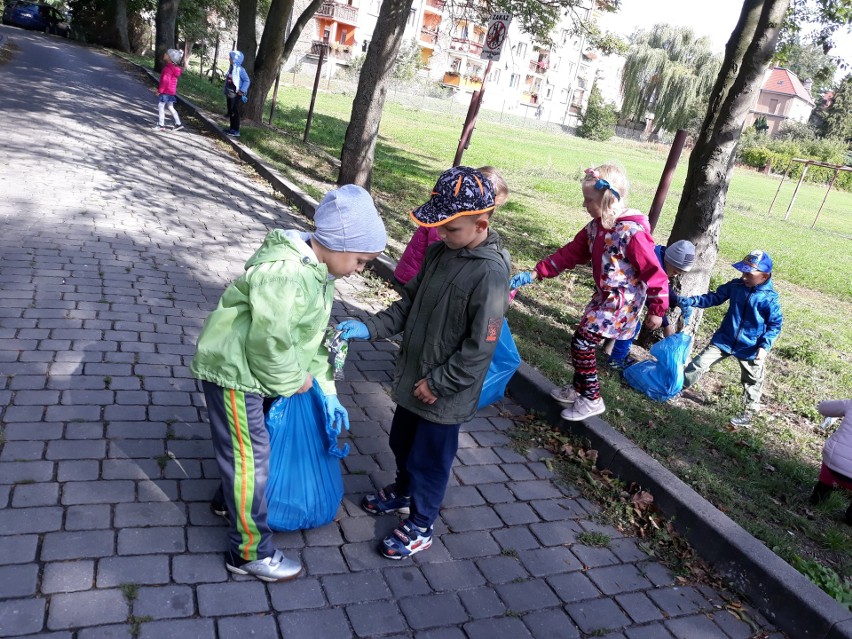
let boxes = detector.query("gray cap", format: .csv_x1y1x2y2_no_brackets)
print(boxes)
313,184,387,253
664,240,696,272
167,48,183,65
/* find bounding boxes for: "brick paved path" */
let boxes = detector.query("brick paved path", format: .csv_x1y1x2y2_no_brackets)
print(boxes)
0,27,779,639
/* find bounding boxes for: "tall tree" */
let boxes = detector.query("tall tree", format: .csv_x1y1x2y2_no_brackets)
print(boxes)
339,0,624,188
236,0,326,122
115,0,131,52
773,36,835,97
820,74,852,141
668,0,790,299
154,0,182,72
620,25,721,134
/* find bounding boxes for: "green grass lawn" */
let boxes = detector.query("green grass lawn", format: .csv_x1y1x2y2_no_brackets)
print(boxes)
126,54,852,605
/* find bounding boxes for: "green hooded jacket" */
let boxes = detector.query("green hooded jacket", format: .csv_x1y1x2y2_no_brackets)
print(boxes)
190,229,335,397
365,229,511,424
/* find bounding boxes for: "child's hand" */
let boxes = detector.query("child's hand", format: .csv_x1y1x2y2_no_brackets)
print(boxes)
324,395,350,433
294,373,314,394
676,295,694,308
644,314,663,330
241,95,248,103
754,348,767,363
336,320,369,340
413,378,437,405
510,271,536,290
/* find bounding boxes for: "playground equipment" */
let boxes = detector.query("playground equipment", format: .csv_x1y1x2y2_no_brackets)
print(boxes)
767,158,852,228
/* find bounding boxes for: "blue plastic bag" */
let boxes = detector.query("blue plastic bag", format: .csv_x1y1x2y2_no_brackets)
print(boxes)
265,381,348,531
478,318,521,409
623,332,693,402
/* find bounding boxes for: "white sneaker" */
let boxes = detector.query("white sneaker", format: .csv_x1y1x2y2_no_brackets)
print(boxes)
226,549,302,582
550,384,578,404
561,396,606,421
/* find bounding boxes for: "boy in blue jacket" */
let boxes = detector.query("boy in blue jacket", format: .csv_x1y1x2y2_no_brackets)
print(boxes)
678,250,783,427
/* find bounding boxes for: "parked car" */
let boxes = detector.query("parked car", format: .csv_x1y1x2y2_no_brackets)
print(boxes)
2,2,71,37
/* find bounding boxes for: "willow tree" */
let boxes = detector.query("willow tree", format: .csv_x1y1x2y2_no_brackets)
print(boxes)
620,24,721,134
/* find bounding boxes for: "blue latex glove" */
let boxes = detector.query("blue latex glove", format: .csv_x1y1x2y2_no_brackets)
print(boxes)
336,320,369,340
324,395,350,433
241,95,248,103
676,295,694,308
510,271,535,290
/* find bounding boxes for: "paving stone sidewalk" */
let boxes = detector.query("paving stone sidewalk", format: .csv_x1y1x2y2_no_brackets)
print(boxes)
0,26,780,639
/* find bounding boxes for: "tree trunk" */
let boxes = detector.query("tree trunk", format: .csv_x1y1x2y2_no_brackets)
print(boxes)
243,0,325,122
338,0,416,189
667,0,789,302
237,0,259,78
154,0,181,72
114,0,131,53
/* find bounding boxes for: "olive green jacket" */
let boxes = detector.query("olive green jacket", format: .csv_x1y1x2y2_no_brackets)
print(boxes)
191,230,335,397
366,230,511,424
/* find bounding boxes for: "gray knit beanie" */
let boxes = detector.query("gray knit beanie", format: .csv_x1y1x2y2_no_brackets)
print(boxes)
167,48,183,65
313,185,387,253
664,240,696,272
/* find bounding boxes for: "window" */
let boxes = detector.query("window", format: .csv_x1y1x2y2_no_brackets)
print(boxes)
544,85,553,100
552,56,560,71
515,42,527,58
769,98,779,114
560,88,569,103
566,62,575,77
339,29,347,44
407,8,417,28
509,73,520,88
488,68,501,83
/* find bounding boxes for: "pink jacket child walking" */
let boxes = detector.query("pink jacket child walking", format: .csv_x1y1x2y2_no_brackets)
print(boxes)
511,164,669,421
154,49,184,132
810,399,852,524
394,166,509,285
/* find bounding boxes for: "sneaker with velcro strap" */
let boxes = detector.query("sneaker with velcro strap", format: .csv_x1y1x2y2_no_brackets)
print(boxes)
380,520,433,560
362,483,411,516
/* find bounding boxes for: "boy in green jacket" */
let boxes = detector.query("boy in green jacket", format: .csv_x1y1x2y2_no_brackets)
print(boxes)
191,185,386,581
338,166,511,559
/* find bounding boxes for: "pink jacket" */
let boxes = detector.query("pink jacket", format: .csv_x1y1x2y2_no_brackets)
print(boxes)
158,62,183,96
534,211,669,339
822,400,852,476
394,226,440,284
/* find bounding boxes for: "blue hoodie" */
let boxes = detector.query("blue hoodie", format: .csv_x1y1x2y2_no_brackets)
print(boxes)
224,50,251,95
683,277,782,360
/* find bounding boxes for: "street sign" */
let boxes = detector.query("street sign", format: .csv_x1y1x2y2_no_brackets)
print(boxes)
481,12,511,61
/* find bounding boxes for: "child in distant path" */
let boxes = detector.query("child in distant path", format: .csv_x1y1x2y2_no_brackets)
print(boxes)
190,185,386,581
393,166,509,285
223,50,251,137
608,239,696,369
510,164,669,421
678,250,783,427
336,166,511,560
154,49,184,132
810,399,852,524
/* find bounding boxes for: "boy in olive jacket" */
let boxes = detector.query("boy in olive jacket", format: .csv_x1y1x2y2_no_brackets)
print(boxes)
191,185,386,581
338,166,511,559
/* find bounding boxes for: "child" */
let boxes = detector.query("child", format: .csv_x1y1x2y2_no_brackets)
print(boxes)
678,250,783,427
155,49,184,132
190,185,386,581
393,166,509,285
810,399,852,524
223,50,250,137
336,166,511,559
608,239,696,369
510,165,669,421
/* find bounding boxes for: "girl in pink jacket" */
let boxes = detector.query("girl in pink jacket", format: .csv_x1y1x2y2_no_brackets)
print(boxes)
511,164,669,421
810,399,852,524
154,49,184,132
393,166,509,285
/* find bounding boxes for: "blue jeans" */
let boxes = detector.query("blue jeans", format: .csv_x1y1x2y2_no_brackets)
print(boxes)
610,316,670,363
389,405,460,530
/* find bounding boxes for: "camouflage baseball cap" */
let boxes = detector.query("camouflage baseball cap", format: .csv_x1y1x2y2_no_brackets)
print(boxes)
411,166,495,227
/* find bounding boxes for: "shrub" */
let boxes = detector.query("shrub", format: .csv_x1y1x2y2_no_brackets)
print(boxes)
578,85,617,141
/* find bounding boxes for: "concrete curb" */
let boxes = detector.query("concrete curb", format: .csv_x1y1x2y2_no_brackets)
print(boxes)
127,56,851,639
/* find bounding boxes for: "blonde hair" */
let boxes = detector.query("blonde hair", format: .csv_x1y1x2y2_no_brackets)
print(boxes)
477,166,509,209
583,163,629,229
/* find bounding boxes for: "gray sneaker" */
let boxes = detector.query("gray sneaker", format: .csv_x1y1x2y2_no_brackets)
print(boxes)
550,384,578,404
226,549,302,582
730,412,753,427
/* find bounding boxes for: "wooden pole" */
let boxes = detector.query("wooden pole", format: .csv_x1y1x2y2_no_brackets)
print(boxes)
304,43,327,143
811,168,839,229
453,58,493,166
768,158,794,217
784,162,810,221
647,129,687,232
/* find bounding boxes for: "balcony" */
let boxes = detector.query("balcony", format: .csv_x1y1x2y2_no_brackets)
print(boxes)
522,92,539,105
419,27,438,46
529,59,549,74
449,37,483,56
315,2,358,25
424,0,446,13
310,40,353,61
442,71,482,90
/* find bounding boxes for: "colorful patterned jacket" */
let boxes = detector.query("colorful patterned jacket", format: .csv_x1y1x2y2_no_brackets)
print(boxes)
534,211,669,339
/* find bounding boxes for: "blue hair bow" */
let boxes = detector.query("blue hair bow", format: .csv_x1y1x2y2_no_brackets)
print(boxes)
594,178,620,201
